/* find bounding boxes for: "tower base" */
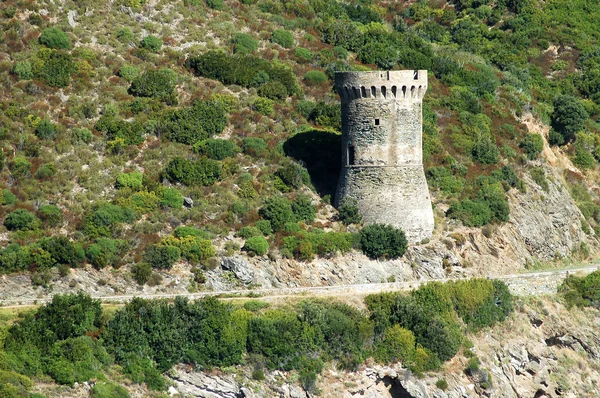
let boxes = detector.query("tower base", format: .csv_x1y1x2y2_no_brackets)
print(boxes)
336,166,434,244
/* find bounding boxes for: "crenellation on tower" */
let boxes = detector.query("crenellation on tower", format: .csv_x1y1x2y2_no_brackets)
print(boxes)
334,70,434,243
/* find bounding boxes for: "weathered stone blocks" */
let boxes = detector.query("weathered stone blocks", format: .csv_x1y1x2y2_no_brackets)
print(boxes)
334,70,434,243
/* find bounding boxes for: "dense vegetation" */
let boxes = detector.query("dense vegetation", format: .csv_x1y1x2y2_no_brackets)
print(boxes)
0,279,512,395
559,270,600,308
1,0,600,283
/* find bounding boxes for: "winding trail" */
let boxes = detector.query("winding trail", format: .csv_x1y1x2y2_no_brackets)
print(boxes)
1,265,597,309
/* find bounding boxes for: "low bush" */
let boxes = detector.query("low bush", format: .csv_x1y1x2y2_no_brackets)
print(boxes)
258,81,288,100
447,199,492,227
304,70,328,86
243,236,269,256
520,134,544,160
164,157,222,186
140,35,162,52
39,27,71,49
86,238,128,269
294,47,313,62
159,100,227,144
131,262,152,285
260,196,296,231
192,139,236,160
41,50,74,88
38,204,62,226
359,224,407,259
143,244,181,269
337,199,362,225
129,68,177,101
116,171,144,190
13,61,33,80
35,119,56,139
232,33,258,54
271,29,294,48
559,270,600,308
242,137,268,157
160,188,184,209
0,189,17,205
4,209,39,231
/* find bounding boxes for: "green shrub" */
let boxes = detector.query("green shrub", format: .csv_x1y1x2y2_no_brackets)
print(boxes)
35,119,56,139
83,204,137,237
243,236,269,256
192,139,235,160
4,209,39,231
275,162,307,190
174,226,211,239
551,95,588,144
255,220,273,235
242,137,268,157
573,145,595,169
291,194,316,223
294,47,313,62
530,167,549,191
10,157,31,178
206,0,224,10
160,188,184,209
86,238,127,269
374,325,416,364
143,244,181,269
116,171,144,190
118,65,141,82
271,29,294,48
559,270,600,308
338,199,362,225
36,163,57,179
258,81,288,100
237,226,262,239
253,97,274,116
38,204,62,226
140,35,162,52
232,33,258,54
477,180,510,222
0,189,17,205
359,224,407,259
116,28,134,43
471,136,499,164
260,196,296,231
304,70,328,86
161,235,215,264
520,134,544,160
41,50,74,88
447,199,492,227
39,236,85,266
91,382,130,398
39,27,71,49
164,157,222,186
131,262,152,285
129,68,177,101
159,100,227,144
13,61,33,80
70,127,93,144
436,379,448,390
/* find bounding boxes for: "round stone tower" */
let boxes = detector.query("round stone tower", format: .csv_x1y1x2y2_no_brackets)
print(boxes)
334,70,434,243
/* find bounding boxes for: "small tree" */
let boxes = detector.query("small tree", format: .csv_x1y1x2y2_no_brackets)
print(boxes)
359,224,407,259
271,29,294,48
260,196,296,231
35,119,56,139
338,199,362,225
551,95,588,144
520,134,544,160
140,35,163,52
243,236,269,256
4,209,40,231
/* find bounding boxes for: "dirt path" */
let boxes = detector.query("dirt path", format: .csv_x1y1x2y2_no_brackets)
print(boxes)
1,265,596,309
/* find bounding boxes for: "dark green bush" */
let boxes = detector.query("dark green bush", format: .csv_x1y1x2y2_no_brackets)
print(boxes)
35,119,56,139
139,35,162,52
131,262,152,285
359,224,407,259
559,270,600,308
159,100,227,144
86,238,127,269
232,33,258,54
192,139,235,160
471,136,499,164
174,226,211,239
271,29,294,48
260,196,296,231
38,236,84,266
41,51,74,88
258,81,288,100
447,199,492,227
237,226,262,238
206,0,224,9
91,382,130,398
294,47,313,62
38,204,62,226
291,194,316,223
164,156,222,186
243,236,269,256
4,209,39,231
337,199,362,225
255,220,273,235
0,189,17,205
143,244,181,269
82,204,137,238
520,134,544,160
39,27,71,49
129,68,177,101
551,95,588,144
242,137,268,157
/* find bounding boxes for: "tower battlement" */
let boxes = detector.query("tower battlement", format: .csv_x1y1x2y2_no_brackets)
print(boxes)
335,70,428,102
334,70,434,243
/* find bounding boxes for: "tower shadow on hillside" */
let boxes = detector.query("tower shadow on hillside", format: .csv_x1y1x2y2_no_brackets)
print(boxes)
283,129,341,201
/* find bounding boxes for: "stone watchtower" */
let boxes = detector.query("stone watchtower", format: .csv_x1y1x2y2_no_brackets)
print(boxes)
334,70,434,243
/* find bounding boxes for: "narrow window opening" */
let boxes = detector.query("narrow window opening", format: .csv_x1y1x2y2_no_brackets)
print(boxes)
413,70,419,80
374,119,380,126
347,145,355,165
